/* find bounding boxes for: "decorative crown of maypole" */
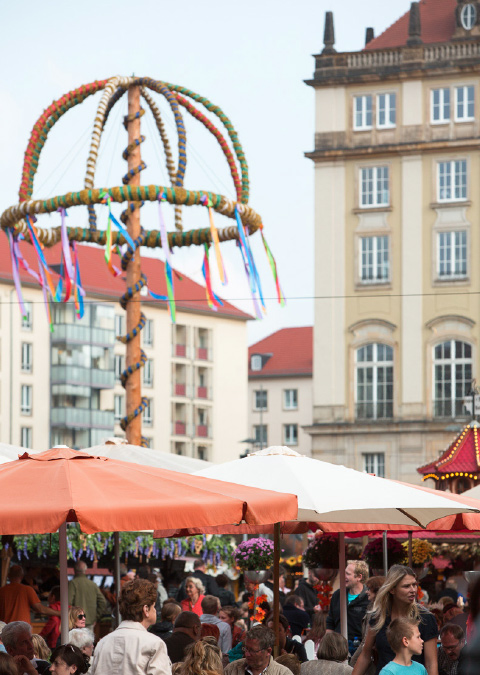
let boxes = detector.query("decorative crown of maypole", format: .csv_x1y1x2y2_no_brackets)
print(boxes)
0,75,285,446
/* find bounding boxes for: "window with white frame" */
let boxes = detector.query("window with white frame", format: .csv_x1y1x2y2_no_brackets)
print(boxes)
143,359,153,387
114,395,125,422
143,398,153,426
461,3,477,30
21,343,33,373
438,231,467,279
114,354,125,382
377,93,396,128
363,453,385,478
21,385,32,415
353,95,372,130
431,88,450,123
360,236,390,283
438,160,467,202
360,166,389,208
284,389,298,410
22,302,32,330
356,343,393,420
254,390,267,410
114,314,124,338
433,340,472,418
455,85,474,121
143,319,154,347
20,427,32,449
254,424,267,446
284,424,298,446
250,355,262,371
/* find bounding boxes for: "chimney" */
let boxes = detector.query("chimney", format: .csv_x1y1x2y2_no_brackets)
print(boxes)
365,27,375,46
322,11,336,55
407,1,422,46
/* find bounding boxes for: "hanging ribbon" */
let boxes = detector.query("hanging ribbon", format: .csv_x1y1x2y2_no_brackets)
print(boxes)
234,206,265,318
157,194,176,323
201,194,227,285
7,230,27,319
57,208,74,302
100,191,133,277
71,242,85,319
202,243,224,311
25,215,56,298
260,227,285,307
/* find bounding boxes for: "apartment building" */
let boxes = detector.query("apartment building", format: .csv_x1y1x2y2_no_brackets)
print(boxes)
305,0,480,483
0,242,250,462
248,327,312,455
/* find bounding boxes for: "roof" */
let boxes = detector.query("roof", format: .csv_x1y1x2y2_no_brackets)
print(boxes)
417,421,480,478
248,327,313,378
365,0,457,51
0,239,251,321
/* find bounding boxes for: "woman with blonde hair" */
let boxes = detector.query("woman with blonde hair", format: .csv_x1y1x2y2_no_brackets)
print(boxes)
181,577,206,616
31,634,51,662
69,607,87,631
352,565,438,675
178,639,223,675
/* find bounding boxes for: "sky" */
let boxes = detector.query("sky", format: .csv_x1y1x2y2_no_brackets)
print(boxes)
0,0,413,345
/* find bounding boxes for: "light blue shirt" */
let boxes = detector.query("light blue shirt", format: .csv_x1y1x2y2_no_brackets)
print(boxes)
379,662,427,675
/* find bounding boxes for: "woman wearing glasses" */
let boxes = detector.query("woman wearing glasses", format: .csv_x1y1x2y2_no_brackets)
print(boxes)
69,608,87,631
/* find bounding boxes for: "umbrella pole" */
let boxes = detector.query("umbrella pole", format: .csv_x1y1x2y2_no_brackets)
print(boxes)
273,523,280,657
383,531,388,576
339,532,347,640
59,522,69,644
114,532,121,628
408,532,413,568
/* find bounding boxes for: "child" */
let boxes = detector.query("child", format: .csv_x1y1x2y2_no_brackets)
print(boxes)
379,617,427,675
39,585,61,649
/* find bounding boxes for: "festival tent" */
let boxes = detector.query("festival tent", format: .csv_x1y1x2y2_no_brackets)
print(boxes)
0,446,297,641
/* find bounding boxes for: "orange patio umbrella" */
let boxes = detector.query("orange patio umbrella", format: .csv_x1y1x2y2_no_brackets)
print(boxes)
0,447,297,641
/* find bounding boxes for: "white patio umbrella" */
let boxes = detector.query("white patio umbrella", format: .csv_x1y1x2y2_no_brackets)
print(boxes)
0,442,41,460
0,455,14,464
194,446,480,639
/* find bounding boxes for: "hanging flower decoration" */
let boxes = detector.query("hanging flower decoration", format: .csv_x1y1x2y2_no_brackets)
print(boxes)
302,534,339,569
314,581,333,611
361,537,405,570
248,590,268,622
402,539,434,565
234,538,274,571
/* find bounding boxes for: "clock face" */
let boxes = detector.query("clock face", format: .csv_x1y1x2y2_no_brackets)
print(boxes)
461,3,477,30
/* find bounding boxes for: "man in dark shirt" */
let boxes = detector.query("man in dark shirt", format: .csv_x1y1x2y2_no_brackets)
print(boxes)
267,615,308,662
164,611,202,663
295,569,319,618
326,560,369,644
282,595,310,637
438,623,465,675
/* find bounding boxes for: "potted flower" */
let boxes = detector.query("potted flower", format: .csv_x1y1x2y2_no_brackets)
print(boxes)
234,538,274,583
362,537,404,573
302,534,339,576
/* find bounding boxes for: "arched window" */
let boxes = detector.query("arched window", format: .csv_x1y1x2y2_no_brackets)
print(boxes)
355,343,393,420
433,340,472,418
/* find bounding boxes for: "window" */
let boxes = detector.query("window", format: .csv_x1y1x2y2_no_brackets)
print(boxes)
461,3,477,30
254,424,267,446
434,340,472,418
143,359,153,387
284,389,298,410
197,446,208,461
21,385,32,415
143,319,154,347
455,85,474,121
143,398,152,426
254,390,267,410
431,88,450,123
356,343,393,420
22,302,32,330
354,95,372,130
438,231,467,279
363,453,385,478
251,355,262,371
360,236,390,283
114,395,124,422
360,166,389,208
114,314,124,338
284,424,298,446
20,427,32,449
377,93,396,128
21,343,33,373
438,160,467,202
114,355,125,382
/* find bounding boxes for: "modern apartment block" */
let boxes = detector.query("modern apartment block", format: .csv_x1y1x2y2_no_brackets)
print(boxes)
305,0,480,484
248,327,312,455
0,242,250,462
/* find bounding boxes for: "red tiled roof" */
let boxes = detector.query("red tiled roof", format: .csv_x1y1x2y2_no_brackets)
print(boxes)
417,421,480,476
365,0,457,51
0,239,250,321
248,327,313,378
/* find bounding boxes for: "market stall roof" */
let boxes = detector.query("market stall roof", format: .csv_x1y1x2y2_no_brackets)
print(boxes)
417,421,480,480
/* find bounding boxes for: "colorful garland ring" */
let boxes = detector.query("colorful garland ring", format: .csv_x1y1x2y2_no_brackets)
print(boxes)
2,75,285,443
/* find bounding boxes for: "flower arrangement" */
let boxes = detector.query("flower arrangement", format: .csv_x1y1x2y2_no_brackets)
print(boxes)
248,591,268,622
314,581,333,611
402,539,434,566
234,538,274,571
302,534,339,569
361,537,404,570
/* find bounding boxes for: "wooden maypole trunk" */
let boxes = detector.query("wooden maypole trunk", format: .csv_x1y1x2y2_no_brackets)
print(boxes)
125,85,142,445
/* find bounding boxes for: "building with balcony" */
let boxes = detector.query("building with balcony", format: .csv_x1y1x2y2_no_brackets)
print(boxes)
305,0,480,484
248,327,313,455
0,241,250,462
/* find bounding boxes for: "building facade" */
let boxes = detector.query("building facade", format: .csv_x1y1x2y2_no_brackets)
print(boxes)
0,242,249,463
305,0,480,483
248,327,312,455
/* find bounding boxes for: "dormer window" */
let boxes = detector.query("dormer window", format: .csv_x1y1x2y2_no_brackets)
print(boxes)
461,3,477,30
251,355,262,371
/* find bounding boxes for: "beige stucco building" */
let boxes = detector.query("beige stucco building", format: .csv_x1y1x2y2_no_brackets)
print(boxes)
305,0,480,484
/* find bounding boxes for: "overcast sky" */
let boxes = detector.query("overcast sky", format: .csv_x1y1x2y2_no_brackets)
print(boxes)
0,0,412,344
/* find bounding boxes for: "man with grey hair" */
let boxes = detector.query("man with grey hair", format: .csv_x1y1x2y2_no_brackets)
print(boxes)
68,560,107,630
2,621,50,675
69,627,95,660
224,625,292,675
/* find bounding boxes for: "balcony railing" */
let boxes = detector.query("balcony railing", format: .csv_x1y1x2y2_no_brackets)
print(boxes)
197,386,209,399
51,324,115,346
433,399,468,419
51,408,114,429
355,402,393,421
196,347,212,361
174,344,187,358
173,421,187,436
175,383,186,397
196,424,210,438
51,365,114,389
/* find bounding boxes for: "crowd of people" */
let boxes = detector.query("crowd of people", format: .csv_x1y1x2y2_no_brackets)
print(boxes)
1,558,480,675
